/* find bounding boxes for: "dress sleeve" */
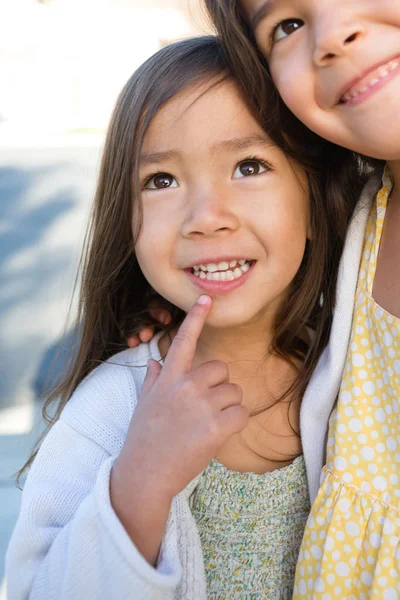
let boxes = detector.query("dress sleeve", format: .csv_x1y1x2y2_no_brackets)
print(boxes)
5,359,182,600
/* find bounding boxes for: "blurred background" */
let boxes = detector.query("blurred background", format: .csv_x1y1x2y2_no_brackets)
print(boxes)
0,0,209,592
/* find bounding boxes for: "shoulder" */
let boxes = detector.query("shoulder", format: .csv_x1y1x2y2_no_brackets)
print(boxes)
60,336,162,450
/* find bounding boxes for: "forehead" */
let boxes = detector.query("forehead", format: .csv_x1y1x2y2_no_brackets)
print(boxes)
142,79,268,150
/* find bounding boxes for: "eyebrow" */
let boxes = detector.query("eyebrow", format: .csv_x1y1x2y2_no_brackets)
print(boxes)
139,150,181,166
250,0,276,31
139,136,273,166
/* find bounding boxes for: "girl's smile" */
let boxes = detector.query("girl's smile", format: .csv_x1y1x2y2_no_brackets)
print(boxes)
186,258,255,294
134,79,310,331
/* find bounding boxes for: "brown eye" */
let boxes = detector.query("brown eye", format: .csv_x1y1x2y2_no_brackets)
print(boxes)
233,159,267,179
144,173,178,190
240,161,261,176
273,19,304,42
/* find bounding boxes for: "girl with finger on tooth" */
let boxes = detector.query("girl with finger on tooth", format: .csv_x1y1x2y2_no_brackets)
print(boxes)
6,35,377,599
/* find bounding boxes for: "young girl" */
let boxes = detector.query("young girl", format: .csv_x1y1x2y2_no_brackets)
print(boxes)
6,36,372,599
203,0,400,597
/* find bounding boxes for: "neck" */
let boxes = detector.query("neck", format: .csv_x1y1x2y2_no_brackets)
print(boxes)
194,322,274,369
387,159,400,203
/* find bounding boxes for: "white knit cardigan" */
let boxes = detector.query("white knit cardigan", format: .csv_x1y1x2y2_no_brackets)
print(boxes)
5,178,380,600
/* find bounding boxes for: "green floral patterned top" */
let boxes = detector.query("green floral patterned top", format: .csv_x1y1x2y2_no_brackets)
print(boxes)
189,455,310,599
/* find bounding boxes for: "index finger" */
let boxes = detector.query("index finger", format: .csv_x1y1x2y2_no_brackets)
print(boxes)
164,295,212,374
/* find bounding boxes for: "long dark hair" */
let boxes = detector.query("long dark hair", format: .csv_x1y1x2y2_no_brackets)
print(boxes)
18,34,371,481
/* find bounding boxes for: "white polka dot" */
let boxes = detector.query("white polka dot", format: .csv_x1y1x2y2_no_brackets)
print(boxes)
340,390,352,404
345,522,360,536
375,408,386,422
311,545,322,559
334,456,347,471
361,571,373,586
383,589,398,600
370,532,382,548
373,344,382,357
384,332,393,346
363,381,375,395
373,476,387,491
352,353,365,367
336,562,350,577
338,498,351,513
361,446,375,461
364,416,374,426
387,437,397,451
350,454,359,465
298,579,307,596
394,360,400,375
348,418,362,432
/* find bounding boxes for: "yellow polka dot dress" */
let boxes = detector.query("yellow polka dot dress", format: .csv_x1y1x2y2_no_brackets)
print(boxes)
293,171,400,599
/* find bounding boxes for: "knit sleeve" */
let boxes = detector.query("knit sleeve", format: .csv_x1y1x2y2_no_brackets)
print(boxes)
5,356,182,599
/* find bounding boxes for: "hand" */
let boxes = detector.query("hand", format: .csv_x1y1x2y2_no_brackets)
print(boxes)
111,295,248,564
121,295,248,499
127,307,172,348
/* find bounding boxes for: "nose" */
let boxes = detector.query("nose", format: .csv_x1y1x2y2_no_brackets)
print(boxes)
181,187,240,238
313,15,365,66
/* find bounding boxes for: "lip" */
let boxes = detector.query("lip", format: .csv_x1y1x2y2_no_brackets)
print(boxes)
337,53,400,106
185,260,255,295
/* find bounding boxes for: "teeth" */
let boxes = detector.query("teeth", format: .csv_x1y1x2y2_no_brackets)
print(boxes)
192,260,252,281
341,58,400,102
229,260,237,268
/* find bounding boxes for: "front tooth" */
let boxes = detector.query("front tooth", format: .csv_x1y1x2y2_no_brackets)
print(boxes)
233,268,242,279
200,264,207,271
229,260,237,268
206,272,213,280
212,272,220,281
199,271,206,279
239,259,246,265
206,263,218,272
225,271,234,281
220,271,227,281
217,261,229,271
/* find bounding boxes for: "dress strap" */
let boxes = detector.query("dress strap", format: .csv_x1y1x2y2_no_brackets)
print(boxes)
366,166,392,296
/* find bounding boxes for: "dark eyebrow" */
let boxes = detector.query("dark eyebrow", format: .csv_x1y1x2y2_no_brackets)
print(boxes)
139,135,273,167
214,135,274,152
139,149,181,166
250,0,276,31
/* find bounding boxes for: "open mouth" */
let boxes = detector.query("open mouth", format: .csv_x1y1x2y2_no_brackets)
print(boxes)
191,259,254,282
339,56,400,105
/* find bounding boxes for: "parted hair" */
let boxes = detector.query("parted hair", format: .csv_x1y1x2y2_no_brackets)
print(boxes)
19,34,371,482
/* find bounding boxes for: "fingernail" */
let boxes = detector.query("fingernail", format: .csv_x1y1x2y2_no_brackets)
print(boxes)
197,295,211,305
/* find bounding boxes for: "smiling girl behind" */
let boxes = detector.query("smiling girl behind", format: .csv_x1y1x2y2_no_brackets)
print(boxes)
6,36,373,599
